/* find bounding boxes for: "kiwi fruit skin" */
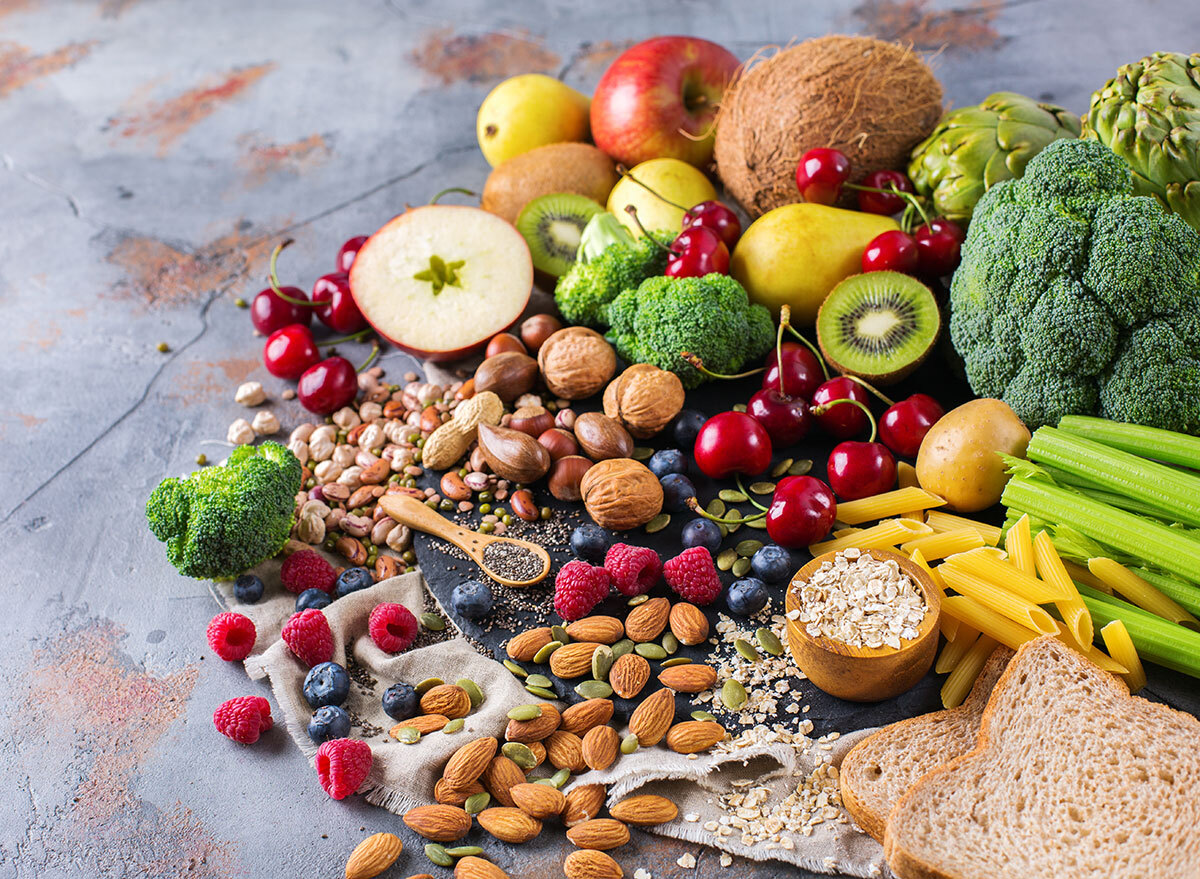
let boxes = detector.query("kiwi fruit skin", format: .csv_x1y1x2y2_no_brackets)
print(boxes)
816,271,941,385
516,193,605,277
482,143,618,225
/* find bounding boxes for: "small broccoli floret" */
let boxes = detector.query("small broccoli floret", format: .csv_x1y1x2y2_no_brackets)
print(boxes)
1100,320,1200,434
146,441,303,580
603,274,775,389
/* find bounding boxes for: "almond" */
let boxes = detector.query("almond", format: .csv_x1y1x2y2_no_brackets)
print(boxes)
549,641,602,679
581,725,619,772
560,698,615,736
510,782,566,819
657,663,718,693
565,616,625,644
344,832,403,879
455,856,510,879
564,849,624,879
544,729,587,772
420,684,472,719
504,702,560,743
442,736,498,790
563,783,607,827
481,755,524,807
434,777,484,806
608,653,650,700
623,596,669,642
391,714,449,738
506,627,553,661
665,720,726,754
477,806,542,844
608,794,679,826
628,687,674,747
527,740,547,769
565,818,630,851
668,602,710,646
402,804,472,842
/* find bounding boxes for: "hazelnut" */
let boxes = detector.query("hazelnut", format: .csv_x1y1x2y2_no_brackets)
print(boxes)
520,313,563,353
509,405,555,438
476,423,551,484
573,412,634,461
537,327,617,400
602,364,686,439
474,351,538,403
548,455,593,502
579,458,664,530
486,333,527,358
537,427,579,460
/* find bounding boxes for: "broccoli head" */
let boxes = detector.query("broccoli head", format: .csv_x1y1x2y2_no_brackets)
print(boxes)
553,213,671,327
146,441,303,580
603,273,775,389
949,137,1200,431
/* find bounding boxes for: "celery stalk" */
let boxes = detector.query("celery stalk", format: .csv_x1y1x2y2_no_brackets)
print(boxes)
1056,415,1200,470
1080,591,1200,678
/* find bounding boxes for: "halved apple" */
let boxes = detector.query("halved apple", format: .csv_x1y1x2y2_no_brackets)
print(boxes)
349,205,533,361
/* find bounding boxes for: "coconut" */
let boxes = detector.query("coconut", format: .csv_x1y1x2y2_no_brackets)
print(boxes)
715,36,943,218
481,142,619,225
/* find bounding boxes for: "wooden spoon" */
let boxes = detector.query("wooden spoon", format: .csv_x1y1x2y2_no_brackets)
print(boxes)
379,493,551,587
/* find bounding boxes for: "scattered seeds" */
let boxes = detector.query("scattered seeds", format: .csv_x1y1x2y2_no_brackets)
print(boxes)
396,726,421,744
592,645,614,682
690,710,718,722
732,557,752,577
635,642,668,660
525,684,558,699
156,341,170,353
508,705,542,721
734,638,759,662
464,792,490,815
719,489,748,503
717,549,738,571
744,516,768,530
749,481,776,495
662,632,679,655
732,403,747,413
633,446,654,460
576,680,613,699
627,595,649,607
662,657,693,668
533,641,563,663
443,718,464,734
621,734,640,754
445,846,484,858
456,678,484,708
525,674,553,689
788,459,813,476
721,679,748,710
771,457,794,478
706,498,726,517
611,639,635,659
420,613,445,631
550,625,570,644
502,742,536,769
645,513,671,534
415,677,443,695
549,768,571,788
736,539,764,557
756,627,784,656
534,778,558,786
503,660,527,679
425,844,454,867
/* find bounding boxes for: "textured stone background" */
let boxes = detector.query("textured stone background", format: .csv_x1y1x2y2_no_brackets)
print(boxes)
0,1,1195,877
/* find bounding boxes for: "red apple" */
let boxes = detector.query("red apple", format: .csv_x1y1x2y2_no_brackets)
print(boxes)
349,205,532,361
590,36,740,168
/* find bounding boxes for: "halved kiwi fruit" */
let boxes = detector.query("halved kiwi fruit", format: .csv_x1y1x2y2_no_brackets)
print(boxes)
816,271,941,385
516,193,605,277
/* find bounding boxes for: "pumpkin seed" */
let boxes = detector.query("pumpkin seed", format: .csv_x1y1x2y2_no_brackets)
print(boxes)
420,612,446,631
445,846,484,858
620,734,640,754
788,459,813,476
464,792,490,815
525,684,558,699
396,726,421,744
532,640,563,664
533,778,558,786
443,718,465,734
719,489,748,503
721,679,748,711
732,557,752,577
743,516,768,530
549,768,571,788
425,843,454,867
627,594,649,607
706,498,726,517
662,632,679,655
525,673,554,689
734,638,759,662
503,660,527,679
732,403,747,413
662,657,693,668
456,678,484,708
690,710,718,722
415,677,443,695
611,639,635,659
502,742,537,769
635,642,668,660
575,680,613,699
633,446,654,460
756,627,784,656
508,704,542,721
592,645,614,682
771,457,794,478
550,625,570,645
716,548,737,571
725,508,743,534
749,481,776,495
718,522,729,538
736,539,764,557
645,513,670,533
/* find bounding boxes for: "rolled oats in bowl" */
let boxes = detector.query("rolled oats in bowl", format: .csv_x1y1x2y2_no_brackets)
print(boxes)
794,548,927,649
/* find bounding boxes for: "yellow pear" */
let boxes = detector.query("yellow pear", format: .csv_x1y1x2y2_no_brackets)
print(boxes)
476,74,591,167
606,158,717,237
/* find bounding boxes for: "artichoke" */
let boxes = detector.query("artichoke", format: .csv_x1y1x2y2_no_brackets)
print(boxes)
908,92,1081,222
1082,51,1200,232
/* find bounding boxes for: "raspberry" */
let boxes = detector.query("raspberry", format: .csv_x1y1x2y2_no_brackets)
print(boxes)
213,695,273,744
554,561,611,621
316,737,373,799
368,603,418,653
280,550,337,595
663,546,723,605
206,612,256,661
281,608,334,666
603,543,662,597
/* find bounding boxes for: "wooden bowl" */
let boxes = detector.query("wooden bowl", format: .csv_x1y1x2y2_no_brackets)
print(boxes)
785,548,941,702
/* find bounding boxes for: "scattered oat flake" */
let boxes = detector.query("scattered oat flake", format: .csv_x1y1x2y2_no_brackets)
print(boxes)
677,853,696,869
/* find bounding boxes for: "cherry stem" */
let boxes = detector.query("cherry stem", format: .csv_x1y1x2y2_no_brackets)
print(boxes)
844,181,932,231
267,239,318,307
810,397,878,442
624,205,673,251
615,164,688,211
775,306,788,397
680,352,765,380
686,496,767,524
842,375,895,407
429,187,476,205
356,343,380,372
782,324,830,380
318,328,374,347
736,474,771,512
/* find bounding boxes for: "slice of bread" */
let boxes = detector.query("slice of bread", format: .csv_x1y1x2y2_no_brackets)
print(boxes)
840,646,1013,841
884,636,1200,879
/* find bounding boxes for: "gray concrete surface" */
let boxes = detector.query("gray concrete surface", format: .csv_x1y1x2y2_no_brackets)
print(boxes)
1,1,1195,877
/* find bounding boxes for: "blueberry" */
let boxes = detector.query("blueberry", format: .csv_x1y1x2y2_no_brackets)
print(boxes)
307,705,351,744
727,578,769,616
335,566,374,598
570,524,612,564
673,409,707,449
660,473,697,513
382,682,418,721
751,544,793,585
681,518,722,555
295,588,332,612
303,661,350,708
647,449,687,478
452,579,494,620
234,573,265,604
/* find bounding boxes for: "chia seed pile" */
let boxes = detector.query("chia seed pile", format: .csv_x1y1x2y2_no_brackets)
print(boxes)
481,541,545,582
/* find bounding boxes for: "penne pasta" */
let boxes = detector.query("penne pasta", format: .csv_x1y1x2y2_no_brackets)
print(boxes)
901,529,986,562
940,613,961,643
943,547,1064,604
940,594,1044,651
1054,621,1128,675
1005,514,1035,576
935,626,979,673
835,486,946,525
1064,560,1113,595
833,527,863,539
939,566,1059,635
940,634,1000,709
1032,530,1093,650
808,518,932,556
896,462,925,520
1100,619,1147,692
909,547,945,592
1087,557,1200,629
925,510,1001,546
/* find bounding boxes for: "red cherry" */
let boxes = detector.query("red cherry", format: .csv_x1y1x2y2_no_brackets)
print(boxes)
862,230,919,274
916,218,965,244
811,378,870,439
761,342,823,401
693,411,773,479
914,229,962,277
879,393,945,457
795,148,851,205
263,324,319,380
337,235,368,273
856,170,914,215
297,356,358,415
765,476,837,548
250,285,311,335
827,441,897,500
682,201,741,249
747,389,812,447
311,272,367,334
666,226,730,278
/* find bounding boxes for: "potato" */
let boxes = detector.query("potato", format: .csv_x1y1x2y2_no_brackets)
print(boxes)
915,399,1031,512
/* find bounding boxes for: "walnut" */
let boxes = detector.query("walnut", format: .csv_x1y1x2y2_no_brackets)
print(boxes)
537,327,617,401
579,458,664,530
602,364,685,439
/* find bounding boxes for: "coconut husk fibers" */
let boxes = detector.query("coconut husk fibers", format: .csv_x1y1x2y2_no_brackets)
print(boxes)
715,35,943,218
